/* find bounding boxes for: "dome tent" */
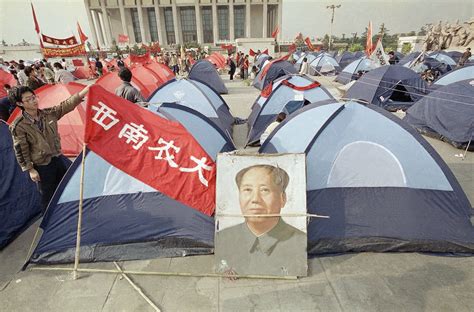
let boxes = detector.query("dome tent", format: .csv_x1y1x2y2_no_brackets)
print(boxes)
335,58,380,85
0,121,42,249
260,101,474,256
346,65,428,111
147,78,234,138
188,60,228,94
404,79,474,150
247,74,335,145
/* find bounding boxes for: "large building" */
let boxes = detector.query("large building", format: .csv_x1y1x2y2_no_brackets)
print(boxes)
84,0,282,48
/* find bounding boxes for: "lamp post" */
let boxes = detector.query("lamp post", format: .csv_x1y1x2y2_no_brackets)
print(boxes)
327,4,341,51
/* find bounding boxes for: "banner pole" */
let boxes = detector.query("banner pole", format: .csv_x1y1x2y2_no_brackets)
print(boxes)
73,143,87,280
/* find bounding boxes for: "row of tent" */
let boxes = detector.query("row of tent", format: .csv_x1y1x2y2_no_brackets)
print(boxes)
3,90,472,263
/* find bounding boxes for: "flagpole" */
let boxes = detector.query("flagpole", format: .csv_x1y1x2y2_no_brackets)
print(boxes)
73,143,87,280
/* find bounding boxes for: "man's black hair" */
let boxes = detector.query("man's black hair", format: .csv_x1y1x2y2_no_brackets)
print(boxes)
24,66,34,77
118,67,132,82
53,62,63,69
9,86,35,109
18,63,25,70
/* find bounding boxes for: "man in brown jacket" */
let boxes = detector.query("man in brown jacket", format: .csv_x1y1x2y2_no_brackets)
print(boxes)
9,85,90,209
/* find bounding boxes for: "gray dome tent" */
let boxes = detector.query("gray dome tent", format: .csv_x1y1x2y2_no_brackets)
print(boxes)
346,65,428,111
404,79,474,150
260,101,474,255
188,60,228,94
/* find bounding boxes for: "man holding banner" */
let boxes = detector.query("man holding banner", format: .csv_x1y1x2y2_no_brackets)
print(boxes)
9,85,90,209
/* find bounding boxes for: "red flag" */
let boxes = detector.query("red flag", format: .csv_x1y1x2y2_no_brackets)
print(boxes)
271,26,280,39
262,48,269,55
31,3,40,34
77,22,88,43
118,34,129,43
304,37,315,51
366,21,373,56
84,85,216,216
249,49,256,57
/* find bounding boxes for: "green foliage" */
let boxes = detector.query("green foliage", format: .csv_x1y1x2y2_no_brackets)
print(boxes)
402,43,412,54
349,43,364,52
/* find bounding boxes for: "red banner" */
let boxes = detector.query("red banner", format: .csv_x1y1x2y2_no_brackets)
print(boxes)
42,43,86,58
220,44,234,51
304,37,315,51
77,22,88,43
31,4,40,34
42,34,78,46
271,26,280,39
118,34,129,43
366,21,373,56
84,85,216,216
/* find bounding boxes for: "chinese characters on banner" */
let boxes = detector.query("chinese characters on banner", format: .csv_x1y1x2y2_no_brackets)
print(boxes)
42,34,78,46
42,43,86,58
84,85,216,216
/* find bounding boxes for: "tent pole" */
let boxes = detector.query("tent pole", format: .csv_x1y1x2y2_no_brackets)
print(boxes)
73,143,87,280
30,267,298,280
114,262,162,312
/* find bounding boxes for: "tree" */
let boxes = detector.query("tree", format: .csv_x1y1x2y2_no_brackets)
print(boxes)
402,43,412,54
349,43,363,52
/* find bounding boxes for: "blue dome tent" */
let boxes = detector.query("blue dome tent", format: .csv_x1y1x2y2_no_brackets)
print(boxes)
247,74,335,145
335,58,380,85
431,65,474,89
148,103,236,153
309,53,341,76
0,121,42,249
188,60,228,94
260,101,474,255
404,79,474,150
346,65,428,111
252,60,297,90
148,78,234,137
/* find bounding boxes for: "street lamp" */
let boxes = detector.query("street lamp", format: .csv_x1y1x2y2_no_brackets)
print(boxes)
327,4,341,51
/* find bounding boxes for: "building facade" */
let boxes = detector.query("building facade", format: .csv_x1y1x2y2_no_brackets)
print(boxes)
84,0,282,48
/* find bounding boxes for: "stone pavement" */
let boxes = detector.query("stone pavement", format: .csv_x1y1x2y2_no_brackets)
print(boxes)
0,75,472,312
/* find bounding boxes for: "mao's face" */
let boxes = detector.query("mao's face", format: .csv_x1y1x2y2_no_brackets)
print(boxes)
238,168,286,218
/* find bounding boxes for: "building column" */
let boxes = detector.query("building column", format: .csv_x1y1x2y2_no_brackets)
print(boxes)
245,0,251,37
100,0,113,46
229,0,234,41
92,10,106,48
118,0,129,38
212,1,218,43
195,1,203,44
85,4,100,49
154,2,164,45
262,0,268,38
172,1,181,44
278,0,283,41
137,0,147,43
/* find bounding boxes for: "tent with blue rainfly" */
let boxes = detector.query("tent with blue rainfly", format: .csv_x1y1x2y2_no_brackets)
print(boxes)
431,65,474,90
0,121,42,249
254,53,271,70
247,74,335,145
335,58,380,85
446,51,463,63
309,53,341,75
147,78,234,137
404,79,474,150
346,65,428,111
429,51,457,67
335,51,359,70
188,59,228,94
294,52,320,71
401,52,452,75
148,102,236,154
260,101,474,255
24,106,235,265
252,60,297,90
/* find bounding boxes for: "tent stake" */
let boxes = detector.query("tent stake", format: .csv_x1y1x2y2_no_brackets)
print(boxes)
73,144,87,280
113,262,161,312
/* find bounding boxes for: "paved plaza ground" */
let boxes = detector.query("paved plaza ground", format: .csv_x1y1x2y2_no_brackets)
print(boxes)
0,75,473,312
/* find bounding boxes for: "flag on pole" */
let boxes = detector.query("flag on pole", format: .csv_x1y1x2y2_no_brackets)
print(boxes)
77,22,88,43
31,3,40,34
249,49,256,56
84,85,217,216
366,21,373,56
271,26,280,39
304,37,315,51
369,38,390,66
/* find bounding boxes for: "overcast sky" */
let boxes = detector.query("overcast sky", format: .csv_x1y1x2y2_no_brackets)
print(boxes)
0,0,472,45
